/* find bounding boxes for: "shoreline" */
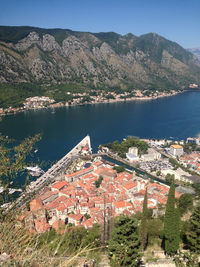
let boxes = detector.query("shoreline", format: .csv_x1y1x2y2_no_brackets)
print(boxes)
0,90,184,116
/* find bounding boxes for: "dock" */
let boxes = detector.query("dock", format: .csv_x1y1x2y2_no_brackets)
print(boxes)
8,135,92,210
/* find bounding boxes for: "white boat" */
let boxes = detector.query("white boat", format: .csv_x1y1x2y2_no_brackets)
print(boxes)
25,166,44,176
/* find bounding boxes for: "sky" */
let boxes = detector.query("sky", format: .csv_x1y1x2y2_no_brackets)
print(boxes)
1,0,200,48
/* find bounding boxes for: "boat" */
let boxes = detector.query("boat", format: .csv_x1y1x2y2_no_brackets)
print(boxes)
25,166,44,176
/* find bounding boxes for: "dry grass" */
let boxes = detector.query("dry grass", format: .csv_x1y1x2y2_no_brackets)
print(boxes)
0,213,102,267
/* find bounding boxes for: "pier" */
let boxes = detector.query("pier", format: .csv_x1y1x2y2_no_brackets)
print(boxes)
27,135,92,191
9,135,92,210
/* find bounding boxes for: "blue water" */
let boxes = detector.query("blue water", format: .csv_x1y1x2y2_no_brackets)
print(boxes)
1,91,200,167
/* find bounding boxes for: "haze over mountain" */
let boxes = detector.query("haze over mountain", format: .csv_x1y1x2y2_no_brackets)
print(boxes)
0,26,200,91
187,48,200,61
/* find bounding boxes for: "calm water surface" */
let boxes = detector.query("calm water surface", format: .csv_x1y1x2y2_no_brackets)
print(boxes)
1,91,200,166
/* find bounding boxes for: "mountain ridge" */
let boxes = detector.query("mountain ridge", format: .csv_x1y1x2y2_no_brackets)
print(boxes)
0,25,200,91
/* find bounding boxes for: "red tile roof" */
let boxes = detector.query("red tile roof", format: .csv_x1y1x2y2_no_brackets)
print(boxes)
123,182,137,190
30,198,43,212
52,181,69,190
65,166,94,178
68,213,84,221
113,200,126,209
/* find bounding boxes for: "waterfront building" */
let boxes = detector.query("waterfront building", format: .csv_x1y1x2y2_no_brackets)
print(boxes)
170,144,184,157
187,137,196,144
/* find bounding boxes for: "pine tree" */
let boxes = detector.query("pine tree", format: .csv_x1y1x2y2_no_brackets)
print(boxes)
163,179,180,255
187,204,200,253
140,188,148,250
174,208,180,252
108,215,141,267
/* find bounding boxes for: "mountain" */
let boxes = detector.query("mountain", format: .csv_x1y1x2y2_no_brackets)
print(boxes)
187,48,200,61
0,25,200,91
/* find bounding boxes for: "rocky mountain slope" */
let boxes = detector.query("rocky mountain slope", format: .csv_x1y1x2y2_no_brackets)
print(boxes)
0,26,200,90
188,48,200,61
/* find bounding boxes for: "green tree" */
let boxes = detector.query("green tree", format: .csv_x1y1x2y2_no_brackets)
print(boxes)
156,170,161,176
0,132,41,203
147,218,163,242
113,165,125,173
140,189,148,250
187,204,200,253
174,251,199,267
178,193,193,216
95,176,103,188
165,173,175,184
163,179,180,255
108,215,141,267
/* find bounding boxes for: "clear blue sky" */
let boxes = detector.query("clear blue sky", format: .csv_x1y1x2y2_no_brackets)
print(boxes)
1,0,200,48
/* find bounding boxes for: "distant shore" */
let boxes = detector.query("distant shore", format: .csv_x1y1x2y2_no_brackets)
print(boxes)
0,90,184,116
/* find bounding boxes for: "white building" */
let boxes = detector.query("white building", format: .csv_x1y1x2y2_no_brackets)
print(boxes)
126,147,139,162
141,154,156,161
170,145,184,157
147,148,161,160
141,148,161,161
126,153,139,162
128,147,138,156
187,137,196,144
161,168,189,182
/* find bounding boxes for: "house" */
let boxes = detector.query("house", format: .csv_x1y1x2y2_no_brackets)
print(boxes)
113,201,128,214
82,218,95,229
67,213,85,226
123,181,137,193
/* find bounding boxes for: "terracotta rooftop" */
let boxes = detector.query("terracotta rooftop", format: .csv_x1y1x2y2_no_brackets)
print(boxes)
113,200,126,209
65,166,94,178
52,181,69,190
93,161,103,167
30,198,43,212
68,213,84,221
123,182,137,190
